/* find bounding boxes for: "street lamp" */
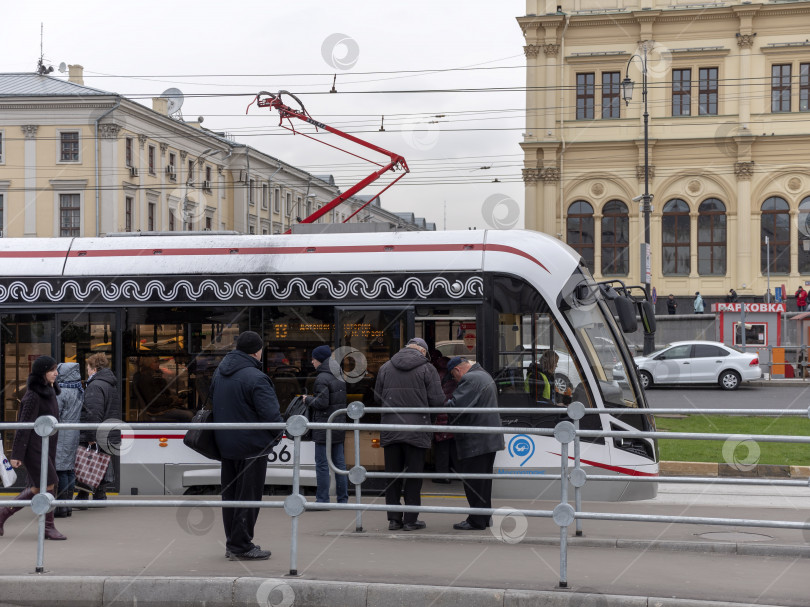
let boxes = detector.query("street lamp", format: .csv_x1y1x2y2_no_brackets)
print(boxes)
622,42,656,356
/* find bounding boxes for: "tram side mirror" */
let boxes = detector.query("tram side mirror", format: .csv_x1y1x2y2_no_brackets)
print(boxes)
638,300,656,334
614,296,638,333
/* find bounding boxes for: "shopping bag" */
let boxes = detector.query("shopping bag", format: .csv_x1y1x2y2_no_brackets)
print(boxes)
1,438,17,488
74,444,111,491
284,395,312,441
182,407,221,461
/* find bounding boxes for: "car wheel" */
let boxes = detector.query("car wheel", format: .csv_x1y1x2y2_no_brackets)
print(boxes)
639,370,652,390
719,370,741,390
554,373,572,393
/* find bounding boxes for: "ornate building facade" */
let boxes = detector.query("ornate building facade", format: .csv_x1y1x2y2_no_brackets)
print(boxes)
519,0,810,301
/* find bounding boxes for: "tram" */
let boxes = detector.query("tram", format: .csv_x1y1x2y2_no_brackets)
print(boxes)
0,229,657,500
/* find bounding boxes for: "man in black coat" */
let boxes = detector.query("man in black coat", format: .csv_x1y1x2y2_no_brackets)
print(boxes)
212,331,283,561
303,345,348,504
374,337,444,531
446,356,505,531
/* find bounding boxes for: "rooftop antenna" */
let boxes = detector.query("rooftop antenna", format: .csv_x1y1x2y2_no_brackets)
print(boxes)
36,23,54,76
159,87,185,120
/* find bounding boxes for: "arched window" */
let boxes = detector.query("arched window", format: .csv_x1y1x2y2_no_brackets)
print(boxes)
566,201,594,271
798,196,810,274
662,199,691,275
761,197,790,274
697,198,726,275
601,200,629,275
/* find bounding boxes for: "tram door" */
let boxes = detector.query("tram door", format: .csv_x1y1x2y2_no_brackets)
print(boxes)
335,307,411,470
0,314,57,487
58,313,117,375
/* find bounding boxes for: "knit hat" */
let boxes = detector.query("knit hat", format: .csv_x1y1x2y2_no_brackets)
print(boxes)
31,355,58,378
236,331,264,355
311,345,332,363
407,337,429,351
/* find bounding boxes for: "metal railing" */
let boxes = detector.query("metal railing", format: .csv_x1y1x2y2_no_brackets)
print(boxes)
2,402,810,585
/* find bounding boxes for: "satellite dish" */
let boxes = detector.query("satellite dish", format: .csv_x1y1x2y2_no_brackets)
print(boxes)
160,87,185,116
58,62,67,74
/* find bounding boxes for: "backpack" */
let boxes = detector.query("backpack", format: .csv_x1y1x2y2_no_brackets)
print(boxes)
283,395,312,441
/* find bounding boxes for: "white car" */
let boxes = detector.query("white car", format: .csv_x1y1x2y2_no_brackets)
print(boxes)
613,341,761,391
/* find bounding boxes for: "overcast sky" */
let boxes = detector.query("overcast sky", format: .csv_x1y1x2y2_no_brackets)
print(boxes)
3,1,527,231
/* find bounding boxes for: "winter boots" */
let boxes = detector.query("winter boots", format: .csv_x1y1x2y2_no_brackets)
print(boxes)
0,487,35,536
0,487,67,539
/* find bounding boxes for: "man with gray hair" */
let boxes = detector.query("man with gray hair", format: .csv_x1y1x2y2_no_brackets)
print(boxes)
374,337,445,531
445,356,504,531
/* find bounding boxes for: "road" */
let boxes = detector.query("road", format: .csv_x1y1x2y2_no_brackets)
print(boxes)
643,382,810,410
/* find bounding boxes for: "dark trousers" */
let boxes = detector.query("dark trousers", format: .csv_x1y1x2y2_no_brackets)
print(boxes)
433,438,457,476
383,443,426,524
458,451,496,529
221,456,267,554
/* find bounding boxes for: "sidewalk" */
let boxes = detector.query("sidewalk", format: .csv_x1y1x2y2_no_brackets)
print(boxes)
0,483,807,607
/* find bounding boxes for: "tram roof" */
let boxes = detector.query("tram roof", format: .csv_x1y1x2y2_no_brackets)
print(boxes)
0,230,579,296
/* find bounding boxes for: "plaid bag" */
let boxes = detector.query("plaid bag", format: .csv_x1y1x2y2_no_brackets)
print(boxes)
74,444,111,491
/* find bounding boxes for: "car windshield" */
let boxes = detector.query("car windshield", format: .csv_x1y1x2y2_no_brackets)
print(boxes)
558,266,642,408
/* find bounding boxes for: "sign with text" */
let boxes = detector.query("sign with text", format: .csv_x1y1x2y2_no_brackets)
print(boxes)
712,303,786,313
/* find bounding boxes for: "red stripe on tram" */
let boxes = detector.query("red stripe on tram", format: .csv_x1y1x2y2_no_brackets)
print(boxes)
549,452,658,477
121,434,186,440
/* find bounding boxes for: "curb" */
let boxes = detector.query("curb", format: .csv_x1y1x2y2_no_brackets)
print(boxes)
324,531,810,559
661,461,810,479
0,576,798,607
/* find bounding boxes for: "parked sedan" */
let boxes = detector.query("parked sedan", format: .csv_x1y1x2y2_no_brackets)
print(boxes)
613,341,761,390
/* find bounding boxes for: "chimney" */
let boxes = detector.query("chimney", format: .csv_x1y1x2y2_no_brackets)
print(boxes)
152,97,169,115
67,64,84,85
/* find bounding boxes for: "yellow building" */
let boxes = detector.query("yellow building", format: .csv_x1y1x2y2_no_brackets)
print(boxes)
0,67,432,238
519,0,810,302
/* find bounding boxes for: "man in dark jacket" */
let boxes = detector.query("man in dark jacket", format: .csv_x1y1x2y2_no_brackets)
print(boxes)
304,345,348,504
212,331,283,561
445,356,504,531
374,337,444,531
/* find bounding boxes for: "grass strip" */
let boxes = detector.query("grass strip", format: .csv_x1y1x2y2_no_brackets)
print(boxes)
655,415,810,466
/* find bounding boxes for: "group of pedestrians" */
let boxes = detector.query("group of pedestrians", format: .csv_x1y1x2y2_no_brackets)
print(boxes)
0,353,120,541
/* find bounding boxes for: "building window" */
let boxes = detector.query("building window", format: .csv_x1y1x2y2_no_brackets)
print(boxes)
0,131,3,164
697,198,726,275
601,200,629,275
761,196,790,274
148,202,155,231
169,210,175,231
698,67,718,116
249,179,255,205
125,197,133,232
168,152,176,181
249,225,255,235
672,69,691,116
576,73,595,120
286,192,292,214
0,194,4,236
800,64,810,112
566,201,594,271
274,189,280,213
262,184,269,209
148,145,155,175
188,160,194,181
601,72,620,119
772,64,792,113
60,131,79,162
662,199,691,275
798,196,810,273
125,138,133,166
59,193,80,237
205,216,212,231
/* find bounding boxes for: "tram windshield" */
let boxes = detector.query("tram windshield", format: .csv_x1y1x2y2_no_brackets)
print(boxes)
559,266,641,408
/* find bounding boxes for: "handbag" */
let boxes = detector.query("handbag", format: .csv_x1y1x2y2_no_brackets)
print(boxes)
74,444,111,491
284,395,312,441
433,413,454,443
1,437,17,488
182,407,221,461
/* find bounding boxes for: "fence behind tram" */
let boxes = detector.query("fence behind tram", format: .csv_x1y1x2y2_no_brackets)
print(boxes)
2,402,810,585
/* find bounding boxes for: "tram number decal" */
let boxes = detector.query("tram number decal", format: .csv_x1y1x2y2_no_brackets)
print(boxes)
268,444,292,464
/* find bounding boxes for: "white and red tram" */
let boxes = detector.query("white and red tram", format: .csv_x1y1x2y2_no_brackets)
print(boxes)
0,229,656,500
